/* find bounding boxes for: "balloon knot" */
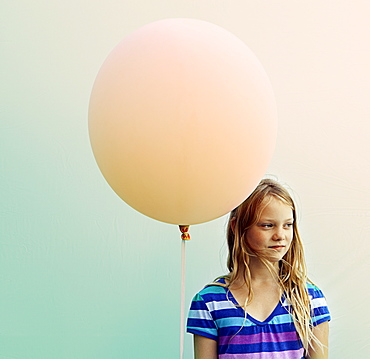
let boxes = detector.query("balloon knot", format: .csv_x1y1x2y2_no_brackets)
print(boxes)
179,225,190,240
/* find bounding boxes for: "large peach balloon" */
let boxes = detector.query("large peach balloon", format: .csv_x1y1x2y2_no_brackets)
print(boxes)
89,19,277,225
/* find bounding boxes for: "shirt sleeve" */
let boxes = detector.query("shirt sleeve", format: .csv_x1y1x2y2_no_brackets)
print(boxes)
308,284,331,327
186,292,218,341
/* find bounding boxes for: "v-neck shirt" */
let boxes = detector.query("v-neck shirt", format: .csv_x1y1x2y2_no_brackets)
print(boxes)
226,284,284,325
187,278,331,359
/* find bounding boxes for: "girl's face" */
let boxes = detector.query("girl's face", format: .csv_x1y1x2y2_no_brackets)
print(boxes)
246,197,294,262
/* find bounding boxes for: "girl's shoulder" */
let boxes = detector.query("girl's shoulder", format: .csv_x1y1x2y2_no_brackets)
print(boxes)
306,282,327,299
193,276,228,299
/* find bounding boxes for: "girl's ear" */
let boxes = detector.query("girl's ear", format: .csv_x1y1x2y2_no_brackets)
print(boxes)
230,217,236,233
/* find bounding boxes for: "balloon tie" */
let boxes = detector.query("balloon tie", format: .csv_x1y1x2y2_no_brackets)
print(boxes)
179,225,190,241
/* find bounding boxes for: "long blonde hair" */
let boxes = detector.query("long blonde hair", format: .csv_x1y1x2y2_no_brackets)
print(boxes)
223,178,316,352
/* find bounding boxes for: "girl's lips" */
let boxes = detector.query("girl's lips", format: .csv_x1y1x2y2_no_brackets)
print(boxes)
269,245,285,251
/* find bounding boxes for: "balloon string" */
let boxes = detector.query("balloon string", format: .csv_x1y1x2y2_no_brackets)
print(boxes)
179,225,190,359
180,239,186,359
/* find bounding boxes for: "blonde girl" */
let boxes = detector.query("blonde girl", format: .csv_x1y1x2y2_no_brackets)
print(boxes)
187,178,330,359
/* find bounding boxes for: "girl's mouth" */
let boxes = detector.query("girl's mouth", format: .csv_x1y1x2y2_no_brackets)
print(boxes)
269,246,285,251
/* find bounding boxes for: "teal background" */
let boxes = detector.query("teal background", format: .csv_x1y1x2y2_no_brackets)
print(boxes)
2,1,370,358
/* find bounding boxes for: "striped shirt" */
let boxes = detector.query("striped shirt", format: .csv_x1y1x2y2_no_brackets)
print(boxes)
187,278,330,359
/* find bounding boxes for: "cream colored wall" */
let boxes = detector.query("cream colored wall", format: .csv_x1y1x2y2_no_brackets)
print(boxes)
2,1,369,358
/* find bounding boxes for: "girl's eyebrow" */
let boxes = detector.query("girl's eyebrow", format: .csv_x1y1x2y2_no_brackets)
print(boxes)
259,218,294,222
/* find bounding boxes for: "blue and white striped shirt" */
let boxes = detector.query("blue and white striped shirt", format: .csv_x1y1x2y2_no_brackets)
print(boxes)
187,278,330,359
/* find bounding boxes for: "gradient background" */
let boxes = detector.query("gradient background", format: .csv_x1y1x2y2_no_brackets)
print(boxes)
2,1,370,358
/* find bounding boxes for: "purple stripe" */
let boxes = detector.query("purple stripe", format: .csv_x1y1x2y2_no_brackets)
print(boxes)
219,331,298,345
220,349,304,359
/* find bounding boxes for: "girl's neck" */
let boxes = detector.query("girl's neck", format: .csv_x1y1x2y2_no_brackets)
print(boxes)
250,257,279,282
233,257,279,286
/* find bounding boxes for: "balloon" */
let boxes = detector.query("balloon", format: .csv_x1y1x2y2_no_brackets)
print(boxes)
89,18,277,225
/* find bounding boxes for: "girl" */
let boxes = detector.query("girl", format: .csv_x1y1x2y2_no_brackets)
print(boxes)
187,178,330,359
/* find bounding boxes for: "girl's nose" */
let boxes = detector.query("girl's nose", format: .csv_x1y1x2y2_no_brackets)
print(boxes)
272,227,284,241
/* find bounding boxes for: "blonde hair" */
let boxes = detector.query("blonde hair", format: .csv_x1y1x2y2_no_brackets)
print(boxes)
222,178,318,352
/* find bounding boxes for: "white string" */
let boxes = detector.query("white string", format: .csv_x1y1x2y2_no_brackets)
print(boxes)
180,239,186,359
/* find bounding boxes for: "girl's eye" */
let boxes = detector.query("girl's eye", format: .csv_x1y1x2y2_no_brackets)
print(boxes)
285,223,293,228
261,224,273,228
